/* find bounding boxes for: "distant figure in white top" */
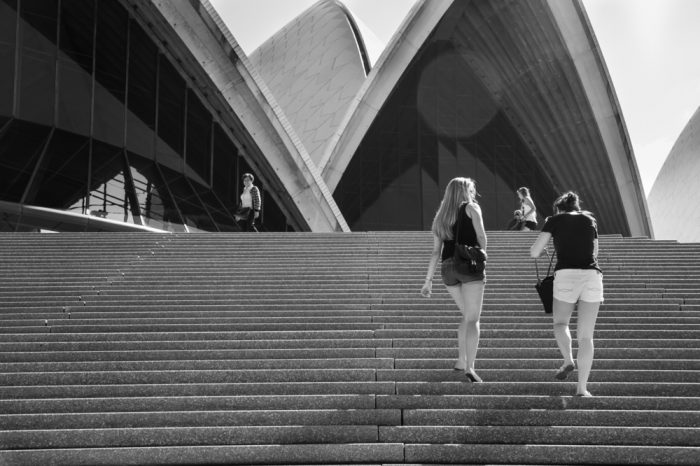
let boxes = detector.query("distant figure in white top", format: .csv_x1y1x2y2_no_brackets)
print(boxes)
517,187,538,231
235,173,261,232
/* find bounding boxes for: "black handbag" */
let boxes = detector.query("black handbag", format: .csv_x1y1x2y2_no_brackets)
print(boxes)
453,202,487,274
535,251,555,314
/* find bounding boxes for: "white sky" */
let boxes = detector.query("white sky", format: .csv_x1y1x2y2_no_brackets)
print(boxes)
210,0,700,196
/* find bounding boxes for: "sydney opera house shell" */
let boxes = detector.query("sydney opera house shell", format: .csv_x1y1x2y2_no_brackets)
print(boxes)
648,106,700,242
0,0,652,236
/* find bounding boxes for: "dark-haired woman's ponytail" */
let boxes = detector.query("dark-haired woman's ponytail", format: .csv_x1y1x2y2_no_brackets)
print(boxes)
554,191,580,212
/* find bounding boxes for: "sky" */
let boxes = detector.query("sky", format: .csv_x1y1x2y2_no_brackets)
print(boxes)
209,0,700,196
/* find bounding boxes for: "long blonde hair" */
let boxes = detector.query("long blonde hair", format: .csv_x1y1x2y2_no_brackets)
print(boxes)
431,177,477,240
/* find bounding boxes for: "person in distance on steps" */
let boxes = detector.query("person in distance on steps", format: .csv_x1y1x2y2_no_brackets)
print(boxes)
530,191,603,397
421,177,487,383
517,186,538,231
234,173,261,232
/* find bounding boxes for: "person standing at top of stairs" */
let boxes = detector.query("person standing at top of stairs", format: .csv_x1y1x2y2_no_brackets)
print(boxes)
421,177,488,383
530,190,604,397
235,173,261,232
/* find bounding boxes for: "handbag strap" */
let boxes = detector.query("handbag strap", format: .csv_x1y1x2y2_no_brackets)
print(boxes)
535,249,555,280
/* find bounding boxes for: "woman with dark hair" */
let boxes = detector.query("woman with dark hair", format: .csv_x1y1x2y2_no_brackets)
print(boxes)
421,177,487,382
235,173,261,232
517,187,538,231
530,191,603,397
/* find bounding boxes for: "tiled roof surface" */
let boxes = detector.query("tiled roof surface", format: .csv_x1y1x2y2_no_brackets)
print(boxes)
249,0,367,166
648,106,700,242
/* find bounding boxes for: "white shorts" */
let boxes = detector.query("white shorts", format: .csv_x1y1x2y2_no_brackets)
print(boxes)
553,269,604,304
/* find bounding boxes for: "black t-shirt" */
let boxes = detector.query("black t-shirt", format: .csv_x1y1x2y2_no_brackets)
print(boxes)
442,203,479,261
541,212,601,272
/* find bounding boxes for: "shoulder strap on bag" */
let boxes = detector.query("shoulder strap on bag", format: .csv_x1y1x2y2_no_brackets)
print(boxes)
535,250,555,281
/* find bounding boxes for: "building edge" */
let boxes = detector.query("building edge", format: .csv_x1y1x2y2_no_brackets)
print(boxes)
139,0,350,232
319,0,451,190
547,0,653,238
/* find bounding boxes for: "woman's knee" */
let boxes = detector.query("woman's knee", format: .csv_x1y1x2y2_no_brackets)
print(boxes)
552,320,569,331
463,314,480,325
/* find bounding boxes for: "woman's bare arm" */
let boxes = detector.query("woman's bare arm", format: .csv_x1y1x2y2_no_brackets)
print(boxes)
421,234,442,297
467,203,487,250
530,231,552,258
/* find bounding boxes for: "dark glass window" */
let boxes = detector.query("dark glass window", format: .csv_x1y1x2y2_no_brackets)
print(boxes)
57,60,92,136
157,56,185,162
128,153,185,231
160,164,211,231
26,129,89,209
18,0,57,125
59,0,94,70
56,0,94,135
188,181,234,232
89,140,129,221
0,120,51,202
126,18,157,158
212,123,239,209
93,0,127,147
0,0,17,117
185,89,212,184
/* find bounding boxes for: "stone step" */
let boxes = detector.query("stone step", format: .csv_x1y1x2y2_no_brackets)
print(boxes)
376,394,700,410
0,295,683,307
5,311,698,324
2,368,697,386
0,381,398,399
394,381,700,397
0,443,407,466
1,357,698,372
5,324,700,335
1,380,696,399
1,230,699,466
2,408,700,432
0,301,689,314
2,393,697,414
3,348,698,362
384,425,700,446
3,334,697,349
0,409,402,430
401,444,700,465
0,425,380,449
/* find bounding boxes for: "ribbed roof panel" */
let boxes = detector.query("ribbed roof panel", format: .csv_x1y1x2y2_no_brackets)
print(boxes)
249,0,368,167
648,106,700,242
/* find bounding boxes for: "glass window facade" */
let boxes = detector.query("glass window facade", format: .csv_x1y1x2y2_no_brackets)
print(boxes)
0,0,290,232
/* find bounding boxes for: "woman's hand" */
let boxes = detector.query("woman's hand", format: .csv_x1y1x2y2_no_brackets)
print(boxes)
421,279,432,298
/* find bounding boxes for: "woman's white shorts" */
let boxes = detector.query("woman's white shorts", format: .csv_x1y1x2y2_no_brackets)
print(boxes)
553,269,604,304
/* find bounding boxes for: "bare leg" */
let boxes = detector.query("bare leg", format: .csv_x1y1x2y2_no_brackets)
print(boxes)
461,281,485,375
445,284,467,369
446,281,485,378
575,300,601,395
553,298,576,369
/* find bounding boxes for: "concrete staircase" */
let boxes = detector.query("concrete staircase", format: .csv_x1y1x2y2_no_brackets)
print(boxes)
1,231,699,465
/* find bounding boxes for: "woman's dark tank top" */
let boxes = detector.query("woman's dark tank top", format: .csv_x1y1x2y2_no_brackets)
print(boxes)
442,202,478,261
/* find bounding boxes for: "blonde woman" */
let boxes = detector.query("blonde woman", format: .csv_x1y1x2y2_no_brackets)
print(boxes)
517,187,537,231
421,177,487,382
